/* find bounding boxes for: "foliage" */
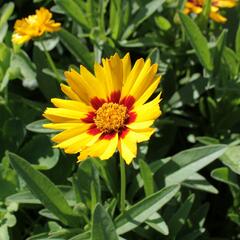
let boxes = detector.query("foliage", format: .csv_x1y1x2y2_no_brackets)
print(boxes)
0,0,240,239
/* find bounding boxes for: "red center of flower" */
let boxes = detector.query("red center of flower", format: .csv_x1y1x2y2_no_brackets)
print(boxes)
94,102,128,133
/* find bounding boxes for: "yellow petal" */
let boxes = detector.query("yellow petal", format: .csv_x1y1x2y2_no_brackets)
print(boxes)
132,128,156,142
210,11,227,23
183,8,191,14
127,120,154,129
55,131,93,149
121,58,145,99
60,84,81,101
51,98,92,112
43,113,72,123
99,134,118,160
122,53,131,84
118,130,137,164
64,70,89,103
101,54,122,94
64,133,101,154
43,122,85,130
134,76,161,107
52,125,90,143
191,5,203,14
77,136,113,161
44,108,87,119
129,62,158,101
132,93,161,123
80,65,107,99
215,0,237,8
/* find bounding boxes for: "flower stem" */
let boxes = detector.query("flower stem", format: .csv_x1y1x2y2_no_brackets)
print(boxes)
120,154,126,213
41,41,61,84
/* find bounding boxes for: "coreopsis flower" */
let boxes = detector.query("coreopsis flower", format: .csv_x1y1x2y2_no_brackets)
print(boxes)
183,0,237,23
43,53,161,164
12,7,61,45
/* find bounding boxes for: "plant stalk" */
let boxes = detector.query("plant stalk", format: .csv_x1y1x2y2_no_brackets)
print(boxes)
41,41,61,84
120,154,126,213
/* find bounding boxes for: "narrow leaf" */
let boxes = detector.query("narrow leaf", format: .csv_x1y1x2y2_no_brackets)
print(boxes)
139,159,154,196
164,145,226,186
58,29,94,69
91,204,119,240
0,2,14,30
211,167,240,189
236,23,240,59
55,0,89,29
145,212,169,235
179,12,213,72
168,194,195,237
8,152,81,226
122,0,165,39
26,119,58,134
115,185,179,235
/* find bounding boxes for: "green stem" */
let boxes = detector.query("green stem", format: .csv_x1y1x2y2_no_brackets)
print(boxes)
120,154,126,213
41,41,61,84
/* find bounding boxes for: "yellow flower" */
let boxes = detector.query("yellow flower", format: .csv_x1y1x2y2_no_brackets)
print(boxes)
183,0,237,23
12,7,61,45
43,53,161,164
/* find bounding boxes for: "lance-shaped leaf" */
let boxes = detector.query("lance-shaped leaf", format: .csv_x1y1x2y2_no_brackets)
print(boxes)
179,12,213,72
91,204,119,240
8,152,81,227
115,185,179,235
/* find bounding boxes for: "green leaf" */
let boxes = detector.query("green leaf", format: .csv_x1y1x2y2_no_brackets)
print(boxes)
0,2,14,30
0,43,11,91
26,119,58,134
164,145,227,186
91,204,119,240
223,47,239,77
33,46,60,99
7,186,75,206
221,146,240,175
127,157,171,200
7,152,81,226
182,173,218,194
168,194,195,237
72,160,101,210
202,0,211,17
168,77,208,109
0,163,17,200
49,228,83,239
3,118,26,151
19,135,59,170
110,0,123,39
55,0,89,29
190,203,209,228
11,49,38,90
236,23,240,59
179,12,213,72
91,158,118,196
145,212,169,235
122,0,165,39
213,29,227,75
58,29,94,69
6,191,41,205
69,232,91,240
179,229,205,240
211,167,240,190
139,159,155,196
154,16,171,31
115,185,179,235
34,36,59,51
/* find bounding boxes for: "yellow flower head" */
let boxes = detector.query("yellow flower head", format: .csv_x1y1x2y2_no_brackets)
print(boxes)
43,53,161,164
12,7,61,45
183,0,238,23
